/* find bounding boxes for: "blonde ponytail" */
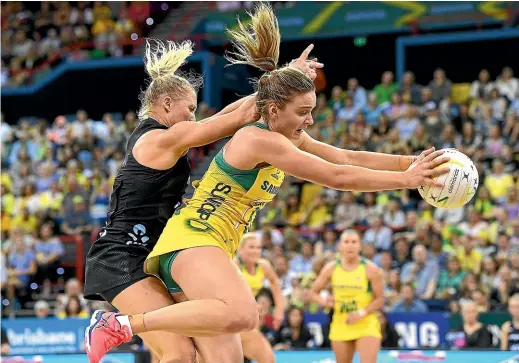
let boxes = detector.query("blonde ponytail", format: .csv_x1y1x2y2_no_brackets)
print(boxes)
138,38,202,121
224,3,314,120
225,3,280,72
144,38,194,80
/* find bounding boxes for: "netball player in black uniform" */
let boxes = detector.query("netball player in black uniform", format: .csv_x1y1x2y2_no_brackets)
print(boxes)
84,38,323,363
83,38,260,363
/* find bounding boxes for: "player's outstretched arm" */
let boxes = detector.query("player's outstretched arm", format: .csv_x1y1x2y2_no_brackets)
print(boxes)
255,132,450,192
298,131,420,171
157,96,259,152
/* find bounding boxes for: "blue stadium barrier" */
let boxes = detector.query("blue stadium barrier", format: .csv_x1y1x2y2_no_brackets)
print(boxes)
272,350,519,363
1,52,217,107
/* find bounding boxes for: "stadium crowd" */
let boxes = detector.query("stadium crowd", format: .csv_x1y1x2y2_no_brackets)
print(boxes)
1,1,153,87
1,65,518,351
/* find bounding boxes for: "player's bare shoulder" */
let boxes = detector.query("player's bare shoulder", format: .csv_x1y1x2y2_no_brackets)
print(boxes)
365,259,383,280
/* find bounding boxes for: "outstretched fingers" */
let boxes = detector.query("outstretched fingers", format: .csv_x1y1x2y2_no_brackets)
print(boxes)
298,44,314,62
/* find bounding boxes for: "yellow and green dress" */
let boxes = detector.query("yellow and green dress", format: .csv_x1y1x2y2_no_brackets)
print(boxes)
145,122,284,293
238,257,265,297
329,257,381,341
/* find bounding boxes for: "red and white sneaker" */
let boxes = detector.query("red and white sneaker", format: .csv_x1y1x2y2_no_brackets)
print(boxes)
85,310,133,363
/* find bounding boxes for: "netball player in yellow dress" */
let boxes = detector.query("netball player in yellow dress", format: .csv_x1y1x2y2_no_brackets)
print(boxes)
236,233,285,363
87,4,449,363
311,230,384,363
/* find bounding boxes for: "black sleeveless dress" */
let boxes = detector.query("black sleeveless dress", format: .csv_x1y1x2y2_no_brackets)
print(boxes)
84,118,190,301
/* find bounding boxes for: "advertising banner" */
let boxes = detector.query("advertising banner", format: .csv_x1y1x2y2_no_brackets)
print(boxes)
389,312,450,349
2,318,87,355
194,2,517,40
304,312,450,348
271,350,519,363
0,353,135,363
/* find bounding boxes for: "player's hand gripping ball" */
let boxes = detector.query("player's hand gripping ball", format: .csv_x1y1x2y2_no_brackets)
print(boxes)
418,149,479,209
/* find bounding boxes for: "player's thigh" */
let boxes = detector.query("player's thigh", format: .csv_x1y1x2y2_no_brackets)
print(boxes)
171,291,244,363
112,277,196,362
171,246,258,326
241,329,275,363
331,340,355,363
355,336,380,363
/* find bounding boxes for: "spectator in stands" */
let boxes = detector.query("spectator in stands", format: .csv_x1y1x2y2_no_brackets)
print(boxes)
273,306,313,350
61,176,88,215
395,106,419,141
484,126,505,160
471,288,491,312
500,294,519,351
489,88,508,123
474,186,494,220
336,96,357,125
334,191,363,230
496,66,519,102
90,179,111,226
347,77,367,109
392,283,428,313
470,69,494,100
302,192,332,228
384,269,401,308
485,159,514,202
398,72,420,106
1,326,10,355
61,195,93,235
55,277,89,316
274,256,292,298
459,209,488,241
10,207,38,235
480,257,500,293
392,236,411,270
436,256,466,299
363,215,393,252
35,162,58,193
401,244,439,299
57,295,89,319
383,200,406,230
34,223,64,295
314,228,338,259
429,232,450,270
429,68,452,103
373,71,398,106
363,93,383,127
34,300,50,319
257,291,277,346
289,241,315,275
6,238,36,303
451,301,492,349
456,235,483,275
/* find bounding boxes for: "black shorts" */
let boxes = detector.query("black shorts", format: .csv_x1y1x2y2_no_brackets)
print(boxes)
84,228,156,303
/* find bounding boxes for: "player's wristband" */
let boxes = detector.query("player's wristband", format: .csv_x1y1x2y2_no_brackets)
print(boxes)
358,309,366,317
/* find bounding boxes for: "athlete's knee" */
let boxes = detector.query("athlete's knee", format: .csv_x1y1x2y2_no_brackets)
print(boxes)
223,303,259,333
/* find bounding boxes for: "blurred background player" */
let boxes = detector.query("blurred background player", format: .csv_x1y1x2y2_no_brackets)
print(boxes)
236,233,285,363
311,230,384,363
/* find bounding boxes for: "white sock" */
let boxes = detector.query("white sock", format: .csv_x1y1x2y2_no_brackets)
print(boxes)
115,315,133,336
